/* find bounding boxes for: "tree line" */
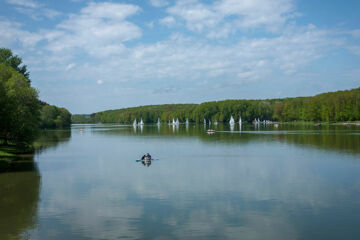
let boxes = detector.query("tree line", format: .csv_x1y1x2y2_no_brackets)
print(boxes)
72,87,360,124
0,48,71,147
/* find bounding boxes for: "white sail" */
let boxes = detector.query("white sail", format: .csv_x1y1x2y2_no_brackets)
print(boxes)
172,118,176,125
157,117,161,125
229,116,235,125
186,118,189,125
140,118,144,125
176,118,179,125
239,117,242,125
133,119,137,126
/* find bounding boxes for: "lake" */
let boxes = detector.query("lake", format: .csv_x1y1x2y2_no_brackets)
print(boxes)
1,123,360,240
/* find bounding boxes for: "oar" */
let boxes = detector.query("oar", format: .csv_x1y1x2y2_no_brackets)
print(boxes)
136,159,159,162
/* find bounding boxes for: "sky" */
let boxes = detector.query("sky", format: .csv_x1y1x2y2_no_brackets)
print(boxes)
0,0,359,113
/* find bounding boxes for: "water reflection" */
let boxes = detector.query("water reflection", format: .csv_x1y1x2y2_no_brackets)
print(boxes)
2,125,359,239
0,129,72,239
140,159,152,167
92,124,360,155
0,165,40,240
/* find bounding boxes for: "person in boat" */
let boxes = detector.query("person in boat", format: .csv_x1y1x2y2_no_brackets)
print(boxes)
141,153,152,160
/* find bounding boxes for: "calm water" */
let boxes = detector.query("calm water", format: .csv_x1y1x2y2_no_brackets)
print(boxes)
1,124,360,240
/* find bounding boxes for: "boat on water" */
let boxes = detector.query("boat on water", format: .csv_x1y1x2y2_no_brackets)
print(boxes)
239,117,242,125
172,118,176,125
229,116,235,125
133,119,137,126
176,118,179,125
157,118,161,126
207,129,215,134
186,118,189,125
140,118,144,125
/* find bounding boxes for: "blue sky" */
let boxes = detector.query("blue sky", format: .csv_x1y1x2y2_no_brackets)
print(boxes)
0,0,359,113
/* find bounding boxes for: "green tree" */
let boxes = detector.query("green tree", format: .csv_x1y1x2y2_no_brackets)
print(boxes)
0,48,30,81
0,63,40,146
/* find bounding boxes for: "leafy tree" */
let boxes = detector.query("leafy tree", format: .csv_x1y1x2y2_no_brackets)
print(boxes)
0,48,30,81
40,105,71,128
72,88,360,124
0,63,40,146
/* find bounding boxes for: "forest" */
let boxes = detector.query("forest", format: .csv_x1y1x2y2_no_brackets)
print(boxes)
73,87,360,124
0,48,71,147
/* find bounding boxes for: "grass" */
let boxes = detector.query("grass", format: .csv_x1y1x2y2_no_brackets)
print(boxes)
0,144,34,172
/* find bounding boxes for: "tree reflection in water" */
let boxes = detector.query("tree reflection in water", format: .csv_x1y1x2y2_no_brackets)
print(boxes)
0,129,71,239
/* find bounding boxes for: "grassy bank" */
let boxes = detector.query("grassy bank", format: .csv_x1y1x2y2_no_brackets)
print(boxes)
0,145,34,172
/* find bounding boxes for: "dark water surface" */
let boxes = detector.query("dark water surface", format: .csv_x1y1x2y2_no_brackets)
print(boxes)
1,124,360,240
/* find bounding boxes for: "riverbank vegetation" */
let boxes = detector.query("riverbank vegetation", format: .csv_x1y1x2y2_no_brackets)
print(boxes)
0,48,71,170
73,87,360,124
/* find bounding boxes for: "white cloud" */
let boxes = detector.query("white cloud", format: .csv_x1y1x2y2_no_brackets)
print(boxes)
97,80,104,85
6,0,41,8
14,7,61,20
167,0,295,37
66,63,76,71
44,2,141,56
146,21,154,28
0,20,42,47
7,0,61,20
159,16,176,27
150,0,169,7
349,29,360,39
57,25,336,91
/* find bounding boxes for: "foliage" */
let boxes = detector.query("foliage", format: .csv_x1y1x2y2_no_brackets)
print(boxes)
72,104,197,124
73,88,360,124
0,63,40,146
40,104,71,128
0,48,30,81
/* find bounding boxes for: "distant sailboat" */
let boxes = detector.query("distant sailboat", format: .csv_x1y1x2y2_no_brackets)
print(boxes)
172,118,176,125
176,118,179,125
229,116,235,125
133,119,137,127
239,117,242,125
186,118,189,125
157,118,161,126
140,118,144,125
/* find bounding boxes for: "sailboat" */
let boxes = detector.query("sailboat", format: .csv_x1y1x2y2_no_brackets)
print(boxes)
176,118,179,125
186,118,189,125
133,119,137,127
239,117,242,125
140,118,144,125
172,118,176,125
157,118,161,126
229,116,235,125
